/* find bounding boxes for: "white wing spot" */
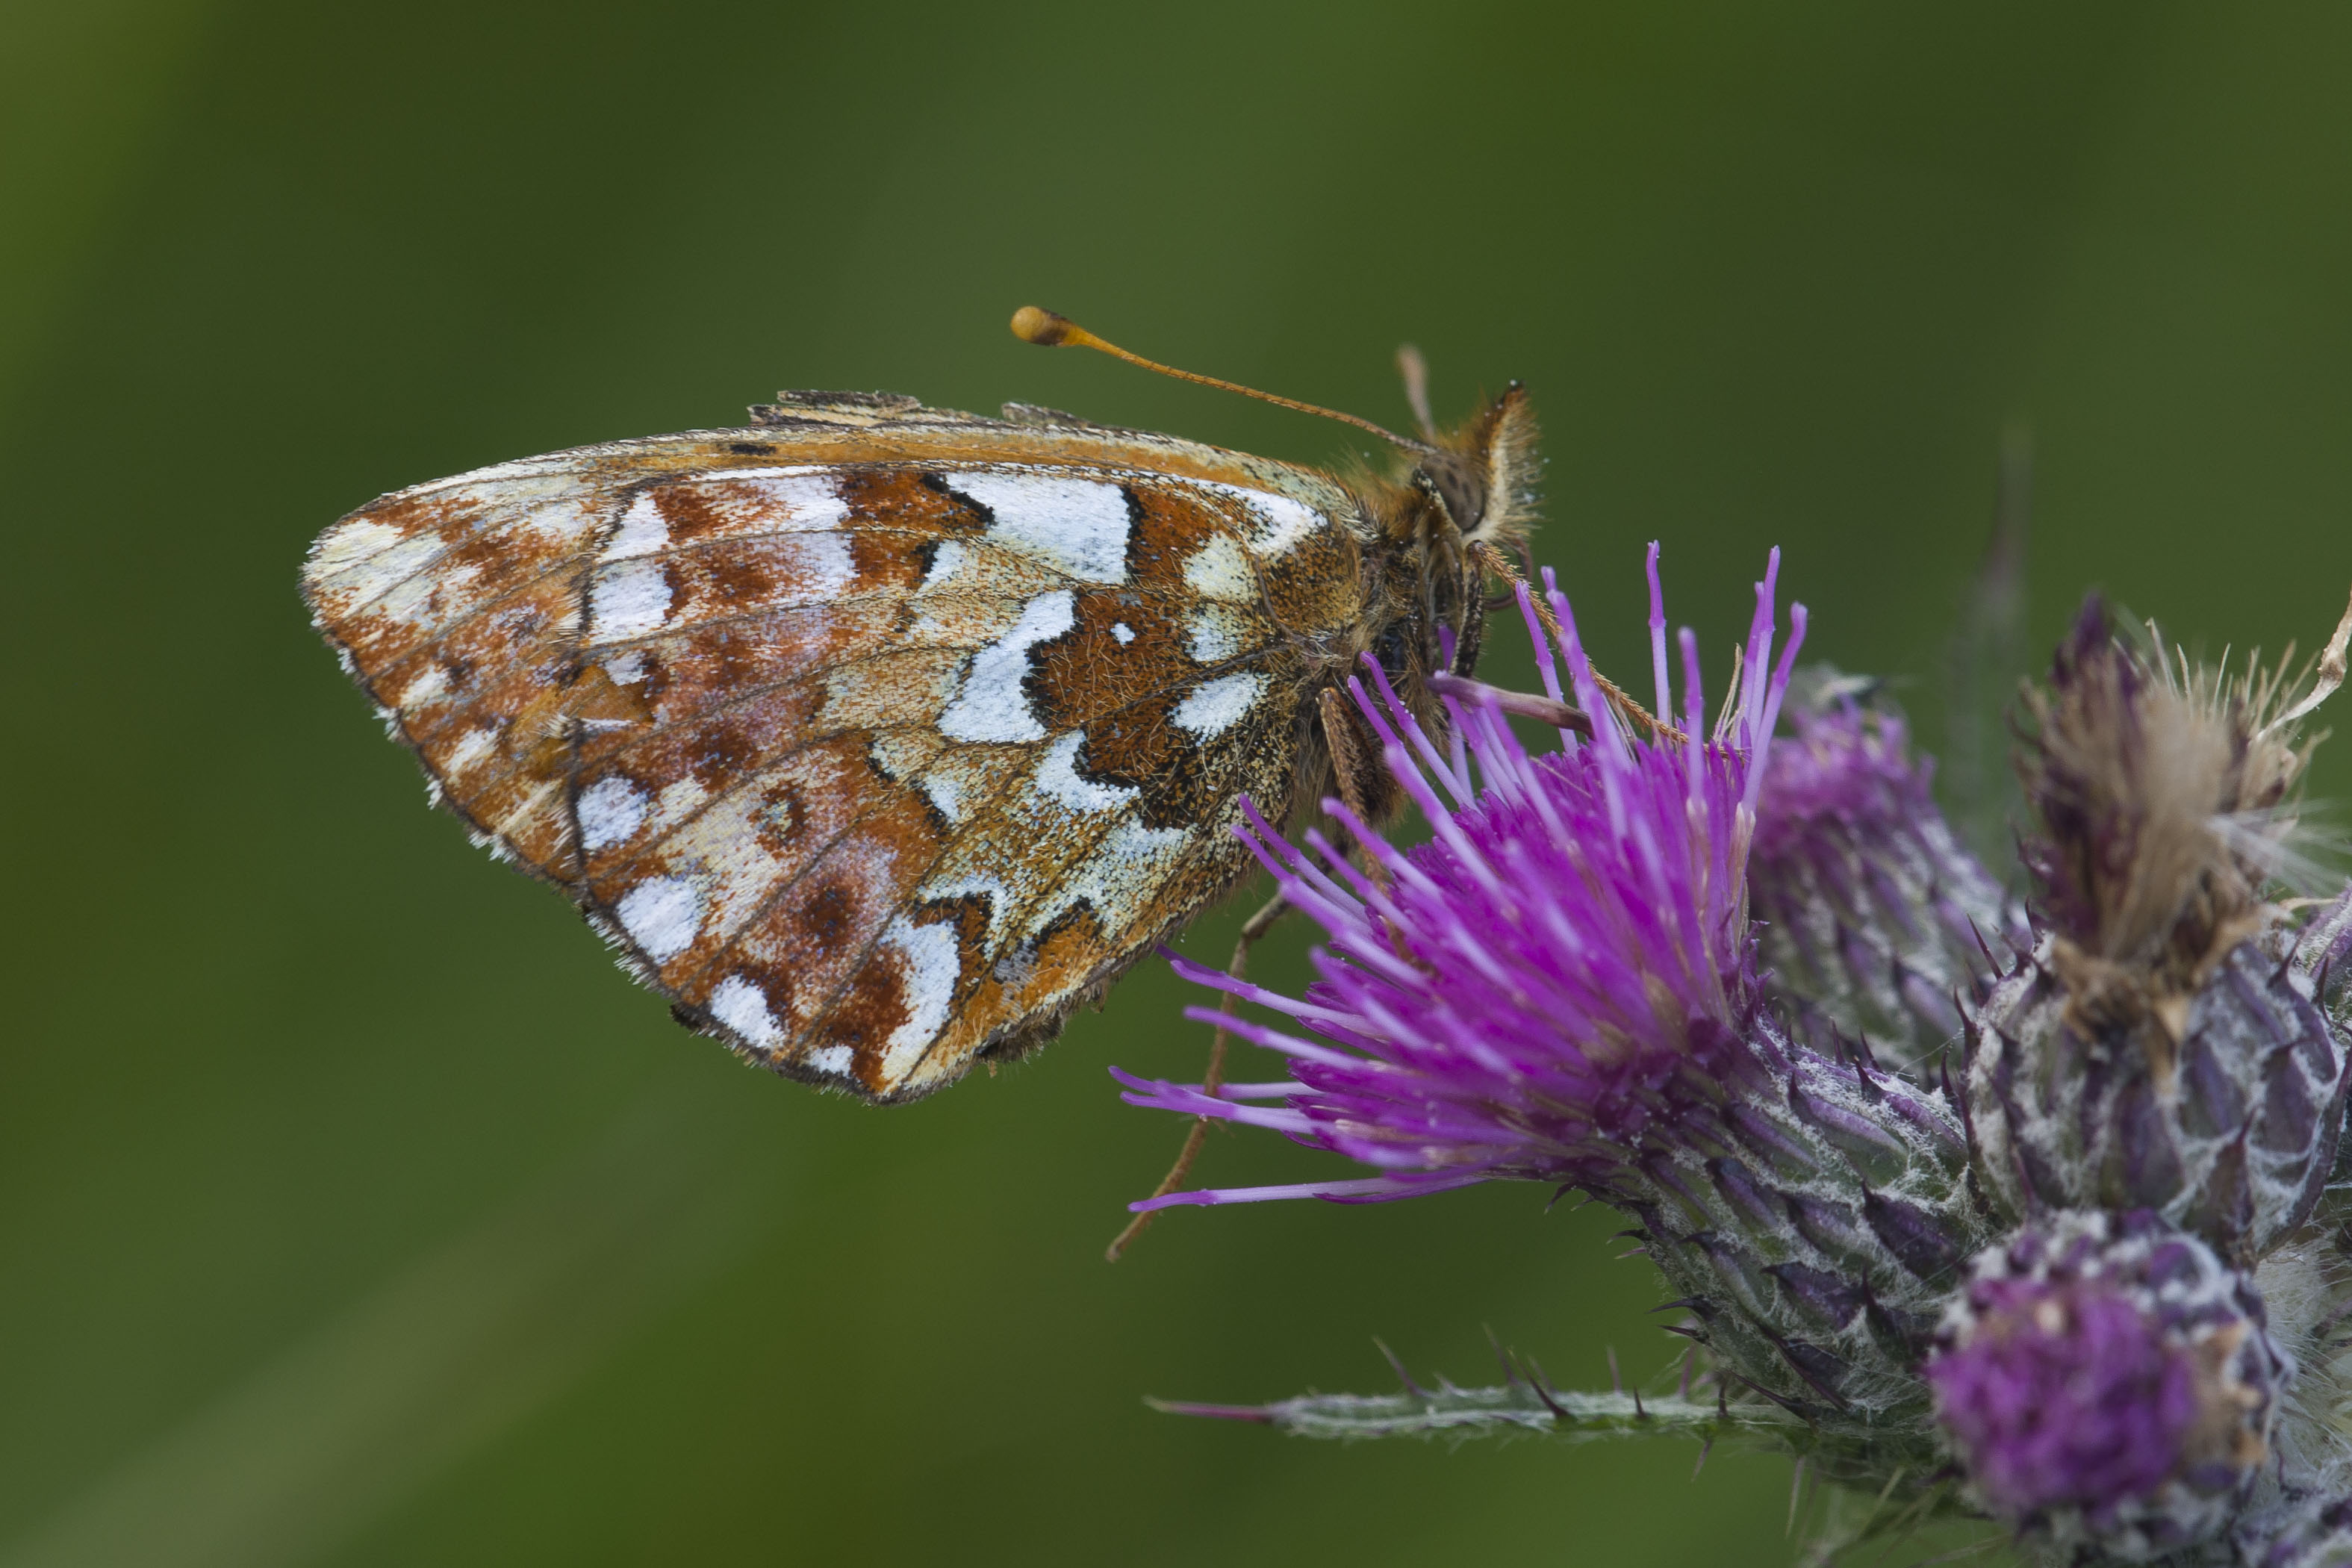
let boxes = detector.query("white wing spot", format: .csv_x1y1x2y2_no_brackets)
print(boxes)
577,777,649,853
311,526,441,606
602,492,669,561
689,471,850,531
515,496,602,549
590,559,673,641
792,532,859,600
602,649,647,685
657,775,709,824
806,1044,855,1076
921,772,963,825
617,876,701,962
877,916,961,1086
917,870,1018,947
444,725,501,777
373,559,482,627
1186,606,1250,663
709,975,783,1048
1110,621,1135,644
918,538,967,593
308,518,410,579
1034,731,1137,815
938,590,1074,743
947,473,1130,584
1028,818,1194,943
1182,535,1256,603
1192,482,1322,558
393,662,449,709
1172,673,1269,739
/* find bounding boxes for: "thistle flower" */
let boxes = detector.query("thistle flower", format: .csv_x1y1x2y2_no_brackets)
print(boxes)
1748,689,2029,1071
1927,1208,2289,1560
1119,551,1991,1440
1970,599,2352,1256
1116,550,1805,1206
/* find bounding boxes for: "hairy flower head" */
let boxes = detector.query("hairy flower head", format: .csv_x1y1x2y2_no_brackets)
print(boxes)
2021,594,2348,1044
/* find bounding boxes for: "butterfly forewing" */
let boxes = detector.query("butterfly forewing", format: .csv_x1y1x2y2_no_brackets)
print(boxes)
303,402,1367,1101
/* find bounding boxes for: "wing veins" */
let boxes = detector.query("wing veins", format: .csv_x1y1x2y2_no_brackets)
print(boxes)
314,445,1340,618
662,727,1041,1036
798,667,1289,1080
582,639,1287,884
329,464,1307,728
643,640,1269,974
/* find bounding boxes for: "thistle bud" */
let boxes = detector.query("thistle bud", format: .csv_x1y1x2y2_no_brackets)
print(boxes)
1749,686,2029,1071
1927,1209,2289,1560
1968,600,2352,1256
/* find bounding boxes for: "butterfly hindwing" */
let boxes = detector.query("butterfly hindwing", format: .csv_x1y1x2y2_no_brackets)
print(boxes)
303,399,1369,1100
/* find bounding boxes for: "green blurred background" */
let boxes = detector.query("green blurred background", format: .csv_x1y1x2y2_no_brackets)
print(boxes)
5,4,2351,1564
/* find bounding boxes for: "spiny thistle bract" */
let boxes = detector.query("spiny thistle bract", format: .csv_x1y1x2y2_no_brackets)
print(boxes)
1119,549,2352,1567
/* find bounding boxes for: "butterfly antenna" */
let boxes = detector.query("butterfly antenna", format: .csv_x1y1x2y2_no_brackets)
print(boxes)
1011,306,1437,456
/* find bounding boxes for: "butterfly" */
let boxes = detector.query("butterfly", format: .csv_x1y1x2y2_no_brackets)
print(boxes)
302,311,1540,1103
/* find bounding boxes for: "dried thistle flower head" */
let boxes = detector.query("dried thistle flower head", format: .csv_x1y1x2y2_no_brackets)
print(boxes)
2018,594,2348,1049
1971,591,2352,1257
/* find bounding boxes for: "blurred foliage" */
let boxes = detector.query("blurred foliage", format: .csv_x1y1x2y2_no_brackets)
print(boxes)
1,2,2349,1564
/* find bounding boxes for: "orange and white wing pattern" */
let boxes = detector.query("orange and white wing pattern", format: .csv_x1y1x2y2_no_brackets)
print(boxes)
302,395,1372,1101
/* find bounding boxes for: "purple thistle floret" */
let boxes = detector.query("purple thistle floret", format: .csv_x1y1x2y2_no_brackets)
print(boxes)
1115,548,1805,1210
1926,1210,2285,1558
1927,1276,2197,1517
1752,700,1944,870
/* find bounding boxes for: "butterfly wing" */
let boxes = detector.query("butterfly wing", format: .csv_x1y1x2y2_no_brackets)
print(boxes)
302,395,1370,1101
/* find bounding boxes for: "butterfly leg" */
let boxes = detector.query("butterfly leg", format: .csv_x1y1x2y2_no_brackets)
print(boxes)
1102,694,1399,1261
1314,686,1392,886
1104,890,1290,1262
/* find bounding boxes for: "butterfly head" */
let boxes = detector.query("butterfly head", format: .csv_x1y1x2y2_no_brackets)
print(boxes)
1361,382,1542,685
1282,383,1543,836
